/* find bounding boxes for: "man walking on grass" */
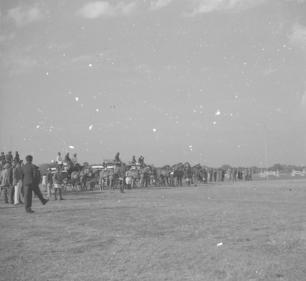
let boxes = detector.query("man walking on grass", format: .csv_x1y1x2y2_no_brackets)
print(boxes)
21,155,48,213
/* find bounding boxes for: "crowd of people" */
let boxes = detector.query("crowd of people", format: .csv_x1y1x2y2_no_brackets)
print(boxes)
0,150,147,211
0,151,48,213
1,149,254,213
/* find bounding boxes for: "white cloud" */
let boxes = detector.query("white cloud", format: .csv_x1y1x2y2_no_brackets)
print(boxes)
77,1,136,18
150,0,174,10
190,0,267,16
289,23,306,51
7,5,44,26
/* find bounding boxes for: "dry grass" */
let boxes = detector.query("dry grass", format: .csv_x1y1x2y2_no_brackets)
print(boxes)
1,179,306,281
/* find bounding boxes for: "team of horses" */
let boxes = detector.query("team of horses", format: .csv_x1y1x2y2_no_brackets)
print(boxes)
59,162,215,192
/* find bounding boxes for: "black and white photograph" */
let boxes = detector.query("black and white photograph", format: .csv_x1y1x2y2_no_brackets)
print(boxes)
1,0,306,280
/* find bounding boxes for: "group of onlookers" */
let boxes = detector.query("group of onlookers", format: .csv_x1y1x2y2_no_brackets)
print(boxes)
0,151,49,213
0,151,24,205
0,151,21,167
41,166,65,201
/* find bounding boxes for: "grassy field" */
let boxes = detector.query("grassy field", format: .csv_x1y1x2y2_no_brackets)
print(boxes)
1,179,306,281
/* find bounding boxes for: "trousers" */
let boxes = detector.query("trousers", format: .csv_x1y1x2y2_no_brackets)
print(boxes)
24,184,46,211
14,180,23,204
1,186,14,203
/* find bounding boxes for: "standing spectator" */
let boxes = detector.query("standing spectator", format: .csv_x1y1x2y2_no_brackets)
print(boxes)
213,169,217,182
0,152,5,165
5,151,13,164
42,173,47,194
53,167,64,200
13,160,23,205
0,163,13,204
46,168,53,199
14,151,20,163
21,155,48,213
125,169,133,189
221,169,226,182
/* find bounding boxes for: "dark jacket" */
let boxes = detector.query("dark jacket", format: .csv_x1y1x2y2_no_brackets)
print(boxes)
33,165,42,186
21,162,35,185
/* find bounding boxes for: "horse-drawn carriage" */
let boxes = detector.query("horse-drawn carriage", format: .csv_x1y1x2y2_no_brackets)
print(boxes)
61,162,100,191
99,160,125,192
125,163,142,188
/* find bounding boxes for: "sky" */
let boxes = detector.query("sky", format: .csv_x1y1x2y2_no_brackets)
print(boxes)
0,0,306,167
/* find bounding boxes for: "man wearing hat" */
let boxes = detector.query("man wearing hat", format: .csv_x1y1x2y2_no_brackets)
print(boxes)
5,151,13,164
21,155,48,213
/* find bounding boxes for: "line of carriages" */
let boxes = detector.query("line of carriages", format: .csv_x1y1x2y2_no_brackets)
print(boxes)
42,160,252,194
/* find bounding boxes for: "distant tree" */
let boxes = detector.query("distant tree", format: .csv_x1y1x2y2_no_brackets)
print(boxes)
268,164,304,173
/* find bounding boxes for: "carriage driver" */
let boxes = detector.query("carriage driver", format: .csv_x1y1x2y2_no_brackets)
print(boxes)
114,152,121,164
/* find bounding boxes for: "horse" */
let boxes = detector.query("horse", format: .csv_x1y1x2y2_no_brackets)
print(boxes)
155,165,171,187
139,166,151,188
99,169,110,190
192,164,207,185
125,168,139,189
70,171,81,191
99,163,126,192
112,164,126,192
78,166,98,191
171,163,184,187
